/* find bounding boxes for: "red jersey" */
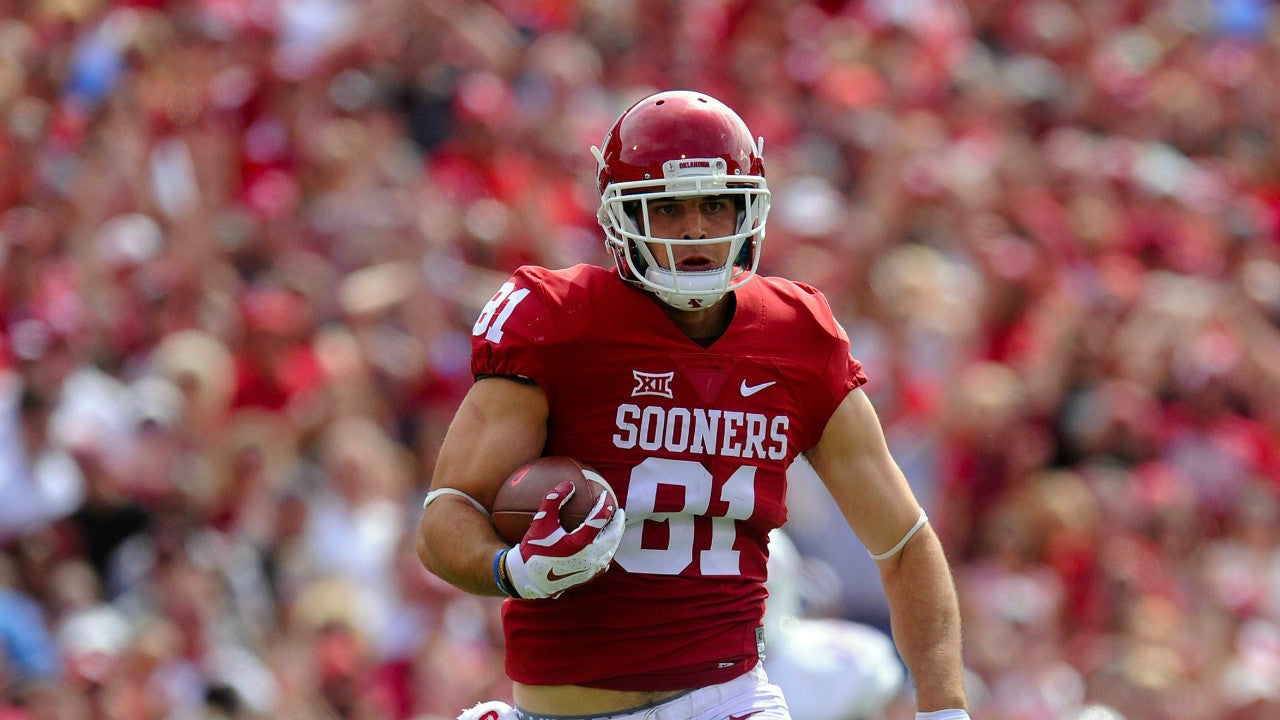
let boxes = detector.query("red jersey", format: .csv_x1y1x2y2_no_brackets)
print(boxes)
470,264,866,691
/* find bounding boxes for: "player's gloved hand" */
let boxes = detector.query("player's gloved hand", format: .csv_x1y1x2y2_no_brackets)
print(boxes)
499,480,625,599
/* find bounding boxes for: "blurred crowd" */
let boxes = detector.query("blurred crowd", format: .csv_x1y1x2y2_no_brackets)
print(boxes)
1,0,1280,719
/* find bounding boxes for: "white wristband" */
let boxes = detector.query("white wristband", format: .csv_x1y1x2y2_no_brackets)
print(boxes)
422,487,489,515
916,710,969,720
869,509,928,560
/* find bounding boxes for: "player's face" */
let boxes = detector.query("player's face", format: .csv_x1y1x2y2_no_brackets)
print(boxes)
643,196,737,270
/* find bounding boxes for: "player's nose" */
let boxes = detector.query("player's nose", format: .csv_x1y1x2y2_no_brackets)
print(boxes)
681,212,709,240
681,227,708,240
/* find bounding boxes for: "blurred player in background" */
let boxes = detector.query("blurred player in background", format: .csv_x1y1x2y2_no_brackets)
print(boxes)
763,528,906,720
416,90,968,720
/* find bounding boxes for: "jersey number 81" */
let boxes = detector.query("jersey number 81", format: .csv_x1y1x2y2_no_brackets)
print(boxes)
616,457,757,577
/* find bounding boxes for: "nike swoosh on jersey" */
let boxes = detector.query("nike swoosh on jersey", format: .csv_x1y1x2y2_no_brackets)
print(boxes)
739,380,776,397
728,712,762,720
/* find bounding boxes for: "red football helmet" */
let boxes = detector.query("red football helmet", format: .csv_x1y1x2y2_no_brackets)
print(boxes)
592,91,771,310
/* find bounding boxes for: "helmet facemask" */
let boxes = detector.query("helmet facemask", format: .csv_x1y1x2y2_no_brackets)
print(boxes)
596,154,771,311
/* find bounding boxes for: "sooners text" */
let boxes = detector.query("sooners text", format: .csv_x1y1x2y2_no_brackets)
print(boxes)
612,403,789,459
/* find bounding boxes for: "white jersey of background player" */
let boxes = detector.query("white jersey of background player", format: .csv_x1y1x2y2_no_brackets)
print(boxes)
763,528,905,720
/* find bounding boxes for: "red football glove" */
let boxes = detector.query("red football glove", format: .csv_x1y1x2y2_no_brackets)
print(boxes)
499,480,625,599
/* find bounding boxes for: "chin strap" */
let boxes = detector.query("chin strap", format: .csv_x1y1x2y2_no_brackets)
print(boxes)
644,265,732,310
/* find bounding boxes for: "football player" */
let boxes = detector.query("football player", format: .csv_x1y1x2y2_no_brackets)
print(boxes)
417,90,968,720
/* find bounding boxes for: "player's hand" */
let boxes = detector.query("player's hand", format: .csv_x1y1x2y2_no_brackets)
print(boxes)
501,480,625,599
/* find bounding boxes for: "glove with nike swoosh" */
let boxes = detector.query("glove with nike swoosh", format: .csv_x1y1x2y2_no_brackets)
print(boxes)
501,480,626,599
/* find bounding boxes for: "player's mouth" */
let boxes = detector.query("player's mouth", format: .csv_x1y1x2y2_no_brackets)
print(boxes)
676,255,719,271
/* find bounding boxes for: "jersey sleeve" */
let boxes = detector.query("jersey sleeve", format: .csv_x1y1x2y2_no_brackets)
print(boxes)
829,315,868,397
791,280,868,448
469,266,582,387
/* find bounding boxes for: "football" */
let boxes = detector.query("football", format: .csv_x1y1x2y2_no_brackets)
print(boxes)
491,456,615,544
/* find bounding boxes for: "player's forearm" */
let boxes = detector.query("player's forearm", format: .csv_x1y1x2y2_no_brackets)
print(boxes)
878,525,967,712
417,497,510,597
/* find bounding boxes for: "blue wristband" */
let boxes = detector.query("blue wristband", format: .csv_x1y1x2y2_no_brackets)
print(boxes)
493,549,519,598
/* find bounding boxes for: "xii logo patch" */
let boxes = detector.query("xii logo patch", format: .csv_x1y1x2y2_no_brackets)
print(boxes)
631,370,674,399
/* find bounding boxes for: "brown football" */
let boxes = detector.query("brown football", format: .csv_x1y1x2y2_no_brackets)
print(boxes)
491,457,614,544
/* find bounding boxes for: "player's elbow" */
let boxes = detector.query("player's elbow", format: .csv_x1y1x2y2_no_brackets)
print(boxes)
416,505,475,582
880,527,956,594
415,512,442,575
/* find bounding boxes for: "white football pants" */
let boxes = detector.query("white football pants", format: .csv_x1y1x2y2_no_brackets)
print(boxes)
515,666,791,720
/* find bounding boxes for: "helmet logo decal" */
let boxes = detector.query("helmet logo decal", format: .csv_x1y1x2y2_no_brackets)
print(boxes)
663,157,725,181
631,370,675,399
